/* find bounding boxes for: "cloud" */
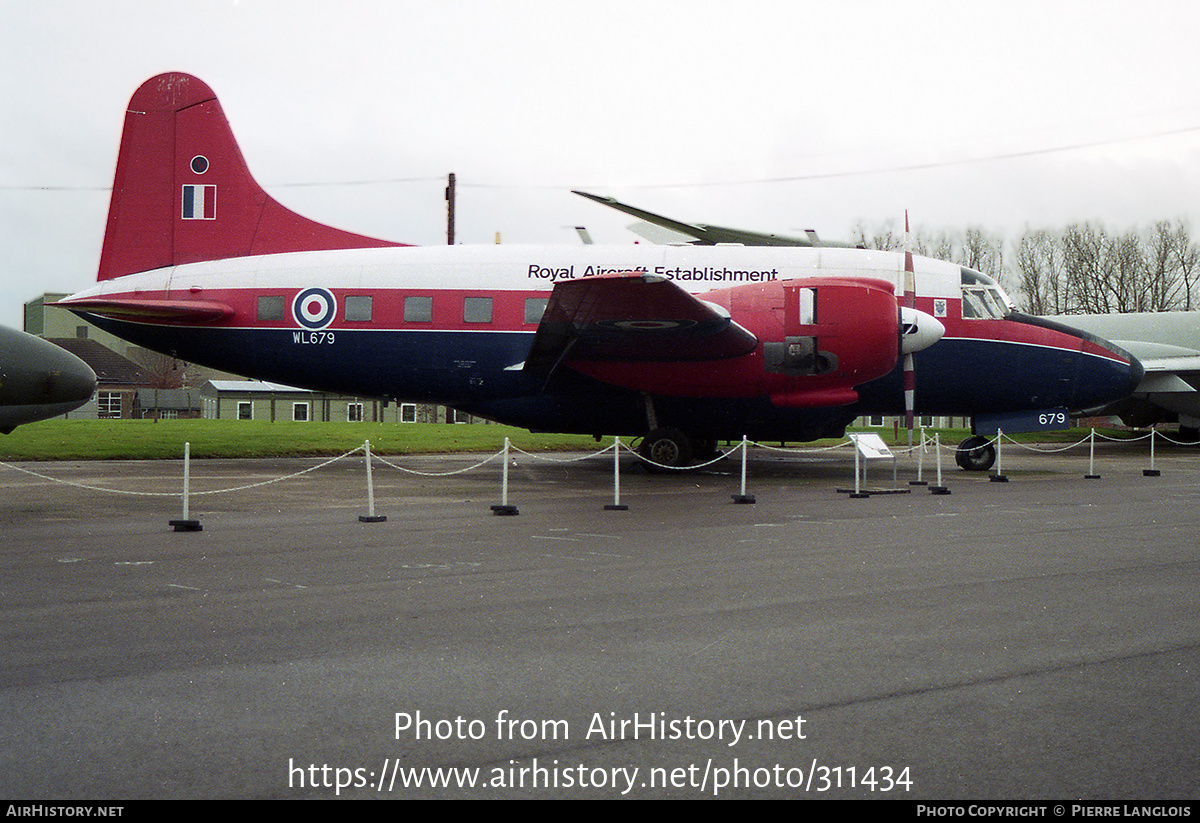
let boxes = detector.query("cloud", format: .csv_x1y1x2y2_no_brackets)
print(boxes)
5,0,1200,326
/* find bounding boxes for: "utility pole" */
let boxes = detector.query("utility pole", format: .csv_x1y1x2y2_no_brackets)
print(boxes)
445,172,456,246
442,172,456,425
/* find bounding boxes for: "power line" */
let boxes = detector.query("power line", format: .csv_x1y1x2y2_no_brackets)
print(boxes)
549,124,1200,190
4,124,1199,192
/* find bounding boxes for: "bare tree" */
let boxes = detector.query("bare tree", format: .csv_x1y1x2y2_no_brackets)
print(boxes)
1015,229,1066,315
1155,219,1200,311
855,218,1199,315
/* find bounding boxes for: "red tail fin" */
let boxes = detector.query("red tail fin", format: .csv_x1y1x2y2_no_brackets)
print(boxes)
97,73,405,281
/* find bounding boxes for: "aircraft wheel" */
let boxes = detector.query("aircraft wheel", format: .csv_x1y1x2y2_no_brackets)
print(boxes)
955,435,996,471
639,427,693,469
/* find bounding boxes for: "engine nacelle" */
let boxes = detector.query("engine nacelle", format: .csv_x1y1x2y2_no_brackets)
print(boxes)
566,277,932,408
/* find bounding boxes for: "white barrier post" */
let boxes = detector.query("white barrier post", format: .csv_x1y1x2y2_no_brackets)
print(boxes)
491,437,519,515
169,441,202,531
990,429,1009,482
930,433,950,495
605,436,628,510
1085,428,1101,479
850,441,869,498
1144,428,1161,476
911,428,927,486
359,439,387,522
731,435,755,503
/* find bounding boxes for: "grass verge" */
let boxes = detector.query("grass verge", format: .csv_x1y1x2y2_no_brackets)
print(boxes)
0,419,604,461
0,420,1143,462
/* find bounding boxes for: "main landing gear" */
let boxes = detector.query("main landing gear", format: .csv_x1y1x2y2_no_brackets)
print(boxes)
638,427,693,469
955,435,996,471
635,395,726,470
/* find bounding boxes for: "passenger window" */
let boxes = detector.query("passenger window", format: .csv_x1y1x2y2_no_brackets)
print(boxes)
258,296,285,321
524,298,549,325
464,297,493,324
344,295,372,322
404,296,433,323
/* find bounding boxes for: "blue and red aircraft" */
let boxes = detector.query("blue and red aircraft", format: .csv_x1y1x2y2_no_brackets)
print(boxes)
59,73,1141,468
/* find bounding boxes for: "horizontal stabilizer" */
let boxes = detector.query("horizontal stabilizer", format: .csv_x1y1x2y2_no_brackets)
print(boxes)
53,297,234,324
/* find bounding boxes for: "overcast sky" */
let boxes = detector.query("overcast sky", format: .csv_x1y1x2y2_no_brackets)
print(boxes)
4,0,1200,328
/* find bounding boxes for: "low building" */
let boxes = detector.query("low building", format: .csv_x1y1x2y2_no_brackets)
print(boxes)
856,415,971,430
136,388,204,419
201,381,454,424
45,337,156,419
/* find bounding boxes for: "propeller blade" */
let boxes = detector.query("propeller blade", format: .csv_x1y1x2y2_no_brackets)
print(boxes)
903,212,918,443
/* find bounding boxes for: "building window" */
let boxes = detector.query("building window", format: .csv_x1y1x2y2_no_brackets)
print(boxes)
347,402,364,422
98,392,121,419
258,296,285,321
524,297,549,325
293,402,309,422
400,403,417,423
404,296,432,323
344,295,372,322
238,401,253,420
463,297,493,324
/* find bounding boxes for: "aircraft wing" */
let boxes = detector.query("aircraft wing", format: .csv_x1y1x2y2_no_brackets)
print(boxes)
1113,341,1200,374
524,272,758,374
1049,312,1200,424
572,190,851,247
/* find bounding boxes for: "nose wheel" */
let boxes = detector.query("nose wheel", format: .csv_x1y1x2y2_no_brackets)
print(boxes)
955,435,996,471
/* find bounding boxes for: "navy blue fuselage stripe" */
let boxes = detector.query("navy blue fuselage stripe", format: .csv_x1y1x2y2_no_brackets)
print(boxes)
80,315,1141,440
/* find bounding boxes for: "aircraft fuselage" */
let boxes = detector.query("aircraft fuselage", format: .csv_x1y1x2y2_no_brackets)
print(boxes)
64,243,1141,442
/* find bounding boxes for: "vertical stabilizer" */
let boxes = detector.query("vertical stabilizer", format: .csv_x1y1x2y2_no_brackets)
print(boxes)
97,73,405,281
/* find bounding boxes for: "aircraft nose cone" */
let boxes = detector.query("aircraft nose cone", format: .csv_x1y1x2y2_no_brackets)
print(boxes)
1115,347,1144,397
1070,337,1144,410
0,327,96,414
899,307,945,355
48,356,99,404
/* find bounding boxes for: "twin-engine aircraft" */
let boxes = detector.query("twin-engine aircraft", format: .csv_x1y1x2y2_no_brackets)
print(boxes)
59,73,1142,467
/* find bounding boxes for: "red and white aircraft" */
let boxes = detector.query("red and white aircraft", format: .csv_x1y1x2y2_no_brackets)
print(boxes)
59,73,1142,467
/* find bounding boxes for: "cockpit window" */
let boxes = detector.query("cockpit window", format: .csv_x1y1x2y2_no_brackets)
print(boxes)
961,268,1014,320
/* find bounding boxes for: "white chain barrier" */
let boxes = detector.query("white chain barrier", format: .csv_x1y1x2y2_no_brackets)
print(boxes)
372,450,503,476
2,425,1192,525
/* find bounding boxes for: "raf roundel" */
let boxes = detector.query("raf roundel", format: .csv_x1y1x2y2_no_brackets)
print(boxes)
292,287,337,330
